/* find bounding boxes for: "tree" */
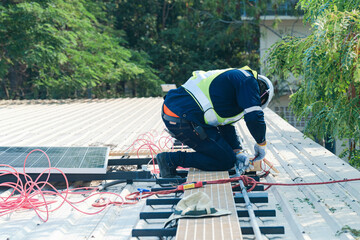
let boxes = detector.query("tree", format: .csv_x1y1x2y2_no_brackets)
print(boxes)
0,0,295,98
266,0,360,166
0,0,162,99
114,0,280,87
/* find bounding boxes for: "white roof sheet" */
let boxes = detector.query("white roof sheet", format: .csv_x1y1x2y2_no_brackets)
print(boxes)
0,98,359,240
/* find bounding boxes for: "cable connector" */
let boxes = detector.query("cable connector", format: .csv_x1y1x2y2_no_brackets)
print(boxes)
137,188,151,200
137,188,150,193
177,181,204,191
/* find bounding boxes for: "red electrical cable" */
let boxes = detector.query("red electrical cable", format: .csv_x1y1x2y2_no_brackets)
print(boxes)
125,182,205,201
158,135,175,151
210,175,360,192
122,132,360,203
125,175,360,200
0,149,128,222
5,134,352,221
126,130,175,174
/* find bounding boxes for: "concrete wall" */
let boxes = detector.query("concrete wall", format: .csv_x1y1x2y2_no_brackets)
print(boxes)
259,16,344,155
260,16,311,70
260,15,311,127
259,16,349,156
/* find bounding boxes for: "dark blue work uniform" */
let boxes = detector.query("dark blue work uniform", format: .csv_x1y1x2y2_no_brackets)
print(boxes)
162,69,266,171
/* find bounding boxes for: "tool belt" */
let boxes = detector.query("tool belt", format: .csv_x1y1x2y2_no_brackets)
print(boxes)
162,104,208,140
162,104,189,124
163,114,190,124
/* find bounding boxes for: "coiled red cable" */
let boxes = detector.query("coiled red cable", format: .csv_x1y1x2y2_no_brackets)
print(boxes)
0,149,127,222
125,174,360,201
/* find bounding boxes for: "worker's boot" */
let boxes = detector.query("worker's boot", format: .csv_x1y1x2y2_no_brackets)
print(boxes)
156,152,178,178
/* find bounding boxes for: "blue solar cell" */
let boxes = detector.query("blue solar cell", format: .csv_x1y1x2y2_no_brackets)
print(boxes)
0,146,109,174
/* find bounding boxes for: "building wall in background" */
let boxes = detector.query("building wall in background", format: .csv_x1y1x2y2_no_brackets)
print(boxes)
260,16,311,63
260,15,311,125
258,16,347,155
259,15,349,156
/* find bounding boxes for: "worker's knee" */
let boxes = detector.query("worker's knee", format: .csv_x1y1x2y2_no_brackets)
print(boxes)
223,159,236,170
214,152,236,170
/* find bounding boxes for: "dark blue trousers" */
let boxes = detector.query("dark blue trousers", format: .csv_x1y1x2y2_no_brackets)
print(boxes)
161,113,237,171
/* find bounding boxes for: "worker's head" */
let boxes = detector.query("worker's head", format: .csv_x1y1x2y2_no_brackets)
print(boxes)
257,75,274,109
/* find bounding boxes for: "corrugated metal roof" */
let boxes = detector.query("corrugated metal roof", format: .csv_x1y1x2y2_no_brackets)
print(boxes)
0,98,359,240
0,98,164,150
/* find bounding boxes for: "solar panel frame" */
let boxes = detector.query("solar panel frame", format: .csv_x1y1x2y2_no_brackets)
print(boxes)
0,146,109,174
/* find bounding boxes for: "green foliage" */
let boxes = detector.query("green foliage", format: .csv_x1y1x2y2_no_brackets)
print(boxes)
336,225,360,237
0,0,162,99
297,0,360,23
266,1,360,166
115,0,268,86
0,0,298,98
340,148,360,168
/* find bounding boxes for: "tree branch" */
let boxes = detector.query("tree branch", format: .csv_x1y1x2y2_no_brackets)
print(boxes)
191,8,283,39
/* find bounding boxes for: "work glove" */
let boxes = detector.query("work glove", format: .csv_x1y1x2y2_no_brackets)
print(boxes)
253,142,266,162
235,150,253,172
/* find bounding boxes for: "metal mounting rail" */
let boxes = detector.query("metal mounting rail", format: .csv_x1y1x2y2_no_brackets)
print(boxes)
140,209,276,220
104,153,284,238
132,227,285,237
145,192,268,205
132,173,284,239
0,171,152,183
239,177,263,239
151,184,265,192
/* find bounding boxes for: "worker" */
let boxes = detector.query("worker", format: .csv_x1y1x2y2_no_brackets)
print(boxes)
157,66,274,178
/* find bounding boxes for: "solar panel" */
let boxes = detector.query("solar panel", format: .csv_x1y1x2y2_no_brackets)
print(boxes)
0,146,109,174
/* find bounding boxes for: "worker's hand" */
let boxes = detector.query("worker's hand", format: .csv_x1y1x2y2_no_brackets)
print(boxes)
253,142,266,161
235,150,250,170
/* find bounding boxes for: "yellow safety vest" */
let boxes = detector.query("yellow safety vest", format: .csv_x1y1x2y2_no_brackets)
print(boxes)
182,66,262,126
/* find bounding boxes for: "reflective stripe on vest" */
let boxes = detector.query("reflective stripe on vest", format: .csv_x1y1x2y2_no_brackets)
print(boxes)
182,67,261,126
